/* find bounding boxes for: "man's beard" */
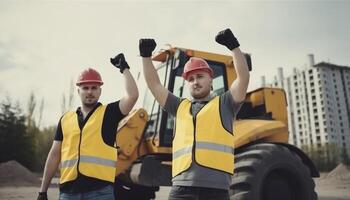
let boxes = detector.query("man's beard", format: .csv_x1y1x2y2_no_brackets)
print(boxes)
191,88,210,99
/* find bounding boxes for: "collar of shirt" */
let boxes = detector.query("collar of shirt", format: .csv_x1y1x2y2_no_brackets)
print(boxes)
76,102,102,127
191,93,215,104
76,102,102,115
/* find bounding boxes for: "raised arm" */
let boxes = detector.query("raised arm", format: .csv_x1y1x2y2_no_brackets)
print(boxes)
110,53,139,115
139,39,169,107
38,141,61,200
216,28,250,103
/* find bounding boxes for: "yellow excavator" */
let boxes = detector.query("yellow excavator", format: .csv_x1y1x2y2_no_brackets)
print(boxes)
114,47,319,200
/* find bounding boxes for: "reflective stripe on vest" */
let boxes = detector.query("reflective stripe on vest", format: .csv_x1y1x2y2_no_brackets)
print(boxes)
172,96,235,177
173,145,193,160
60,156,116,169
79,155,116,167
59,159,78,169
173,142,234,160
60,105,118,184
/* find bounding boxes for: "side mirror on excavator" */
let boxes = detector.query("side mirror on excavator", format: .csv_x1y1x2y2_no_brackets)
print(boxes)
244,53,252,71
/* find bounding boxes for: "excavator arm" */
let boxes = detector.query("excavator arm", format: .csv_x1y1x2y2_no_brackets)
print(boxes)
115,108,149,176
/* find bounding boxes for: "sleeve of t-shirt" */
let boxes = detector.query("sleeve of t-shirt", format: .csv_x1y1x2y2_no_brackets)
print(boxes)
102,101,126,147
220,90,243,117
163,92,182,116
54,118,63,141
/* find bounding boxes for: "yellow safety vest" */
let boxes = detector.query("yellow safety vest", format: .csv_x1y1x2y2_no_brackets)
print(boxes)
172,96,234,177
59,105,118,184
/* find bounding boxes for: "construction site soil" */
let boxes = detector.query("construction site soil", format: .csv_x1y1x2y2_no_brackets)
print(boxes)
0,160,349,200
0,160,40,187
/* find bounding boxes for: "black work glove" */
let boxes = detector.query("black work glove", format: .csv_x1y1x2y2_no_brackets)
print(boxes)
110,53,130,73
215,28,240,50
139,39,156,57
37,192,48,200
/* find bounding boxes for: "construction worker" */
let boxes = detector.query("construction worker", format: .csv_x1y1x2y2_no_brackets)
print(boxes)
37,53,139,200
140,28,250,200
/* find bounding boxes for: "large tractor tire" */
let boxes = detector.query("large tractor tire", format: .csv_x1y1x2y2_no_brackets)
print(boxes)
230,143,317,200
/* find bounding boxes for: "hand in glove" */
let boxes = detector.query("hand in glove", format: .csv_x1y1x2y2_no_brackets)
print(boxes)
37,192,48,200
215,28,240,50
110,53,130,73
139,39,156,57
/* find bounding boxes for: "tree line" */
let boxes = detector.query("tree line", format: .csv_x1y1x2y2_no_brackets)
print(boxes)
0,84,74,172
0,96,54,171
302,143,350,172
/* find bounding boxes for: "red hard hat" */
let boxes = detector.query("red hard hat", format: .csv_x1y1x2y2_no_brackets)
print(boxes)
76,68,104,86
182,57,214,80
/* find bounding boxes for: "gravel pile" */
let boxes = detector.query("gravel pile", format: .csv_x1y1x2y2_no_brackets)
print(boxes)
0,160,40,186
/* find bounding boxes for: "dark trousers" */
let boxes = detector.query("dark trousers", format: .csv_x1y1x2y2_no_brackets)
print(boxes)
168,186,230,200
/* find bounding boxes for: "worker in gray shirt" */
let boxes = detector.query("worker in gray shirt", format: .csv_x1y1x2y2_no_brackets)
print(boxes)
139,28,250,200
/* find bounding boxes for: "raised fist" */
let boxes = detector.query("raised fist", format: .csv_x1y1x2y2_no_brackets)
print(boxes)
110,53,130,73
215,28,240,50
139,39,157,57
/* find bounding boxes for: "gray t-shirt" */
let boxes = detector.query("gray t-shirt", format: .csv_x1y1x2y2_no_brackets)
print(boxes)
163,91,242,190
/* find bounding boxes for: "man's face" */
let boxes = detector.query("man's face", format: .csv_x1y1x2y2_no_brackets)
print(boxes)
186,71,212,99
78,83,101,107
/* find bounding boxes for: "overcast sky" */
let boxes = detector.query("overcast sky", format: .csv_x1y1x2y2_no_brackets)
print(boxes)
1,0,349,127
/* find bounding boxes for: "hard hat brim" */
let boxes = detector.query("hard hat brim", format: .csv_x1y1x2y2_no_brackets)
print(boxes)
182,68,214,80
76,80,104,86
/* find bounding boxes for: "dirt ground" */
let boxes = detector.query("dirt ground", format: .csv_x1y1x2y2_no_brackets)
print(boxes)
0,186,170,200
1,184,350,200
315,177,350,200
1,161,350,200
